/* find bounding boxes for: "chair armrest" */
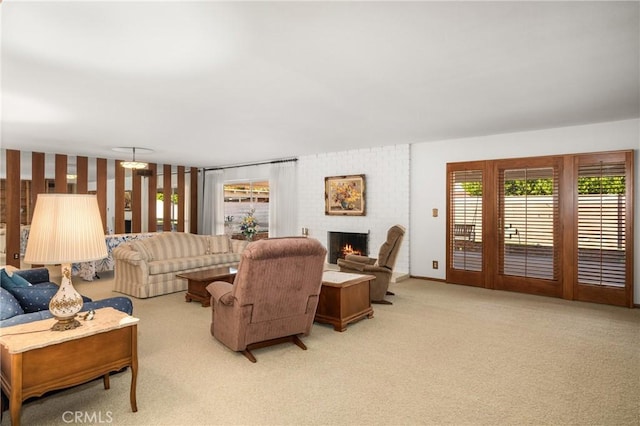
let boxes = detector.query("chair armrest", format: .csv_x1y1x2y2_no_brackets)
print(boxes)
361,264,392,274
337,258,368,272
344,254,377,265
206,281,235,305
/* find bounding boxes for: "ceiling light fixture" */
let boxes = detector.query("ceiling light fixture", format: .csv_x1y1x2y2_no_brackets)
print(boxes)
116,147,152,169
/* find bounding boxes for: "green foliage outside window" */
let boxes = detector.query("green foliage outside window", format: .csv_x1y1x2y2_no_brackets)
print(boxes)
156,193,179,204
461,177,625,196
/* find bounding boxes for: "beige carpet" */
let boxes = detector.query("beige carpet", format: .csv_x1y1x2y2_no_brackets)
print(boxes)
2,270,639,426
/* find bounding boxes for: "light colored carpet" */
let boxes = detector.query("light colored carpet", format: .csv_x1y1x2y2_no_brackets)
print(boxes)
2,270,639,426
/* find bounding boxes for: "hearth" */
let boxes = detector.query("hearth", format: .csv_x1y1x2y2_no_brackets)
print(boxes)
327,231,369,265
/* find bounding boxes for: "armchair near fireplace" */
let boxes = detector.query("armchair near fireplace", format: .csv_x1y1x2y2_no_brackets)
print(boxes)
337,225,405,304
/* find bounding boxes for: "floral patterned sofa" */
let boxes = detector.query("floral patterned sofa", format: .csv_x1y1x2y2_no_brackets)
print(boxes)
112,232,249,299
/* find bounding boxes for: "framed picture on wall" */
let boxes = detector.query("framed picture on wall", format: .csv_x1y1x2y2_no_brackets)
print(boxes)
124,190,132,211
325,174,366,216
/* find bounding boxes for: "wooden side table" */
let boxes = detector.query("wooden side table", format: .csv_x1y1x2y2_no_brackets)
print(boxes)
0,307,139,426
177,266,237,307
315,271,375,332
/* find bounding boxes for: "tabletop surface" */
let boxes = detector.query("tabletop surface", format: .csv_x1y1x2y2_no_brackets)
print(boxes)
322,270,376,286
0,307,139,354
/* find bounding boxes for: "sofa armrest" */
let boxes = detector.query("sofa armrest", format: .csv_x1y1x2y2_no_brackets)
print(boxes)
112,246,143,265
344,254,377,265
206,281,235,305
84,297,133,316
230,239,250,254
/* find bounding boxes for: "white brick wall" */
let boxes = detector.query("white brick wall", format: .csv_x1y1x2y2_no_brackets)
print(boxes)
297,144,410,275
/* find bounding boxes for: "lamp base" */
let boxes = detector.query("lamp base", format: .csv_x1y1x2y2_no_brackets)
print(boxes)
48,263,84,331
51,316,82,331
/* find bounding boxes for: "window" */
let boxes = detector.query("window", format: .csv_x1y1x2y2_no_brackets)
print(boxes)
223,181,269,236
156,190,179,231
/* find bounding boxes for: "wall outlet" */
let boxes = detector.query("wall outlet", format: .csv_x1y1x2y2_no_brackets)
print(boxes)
432,260,439,269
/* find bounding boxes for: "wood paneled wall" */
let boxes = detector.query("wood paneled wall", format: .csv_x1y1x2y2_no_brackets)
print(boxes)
1,150,199,267
190,167,198,234
6,150,21,267
97,158,108,231
147,163,158,231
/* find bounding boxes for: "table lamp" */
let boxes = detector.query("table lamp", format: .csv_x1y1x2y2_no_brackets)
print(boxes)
24,194,107,331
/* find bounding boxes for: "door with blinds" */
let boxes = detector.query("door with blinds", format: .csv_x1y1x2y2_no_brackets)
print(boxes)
494,157,563,297
446,151,633,307
446,161,487,287
575,151,634,307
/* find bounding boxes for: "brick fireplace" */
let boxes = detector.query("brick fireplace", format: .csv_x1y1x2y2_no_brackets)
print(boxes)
327,231,369,265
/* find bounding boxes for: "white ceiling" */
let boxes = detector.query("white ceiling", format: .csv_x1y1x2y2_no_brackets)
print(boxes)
1,1,638,169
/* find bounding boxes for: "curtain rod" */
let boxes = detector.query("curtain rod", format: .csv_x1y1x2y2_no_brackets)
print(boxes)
204,157,297,171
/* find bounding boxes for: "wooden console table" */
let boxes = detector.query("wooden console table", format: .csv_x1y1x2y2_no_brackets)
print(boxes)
315,271,375,332
0,307,139,426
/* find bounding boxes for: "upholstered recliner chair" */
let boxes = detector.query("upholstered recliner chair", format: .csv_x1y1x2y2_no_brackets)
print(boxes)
206,237,327,363
337,225,405,304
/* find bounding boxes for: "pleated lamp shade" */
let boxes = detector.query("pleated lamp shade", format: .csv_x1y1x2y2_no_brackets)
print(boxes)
24,194,107,265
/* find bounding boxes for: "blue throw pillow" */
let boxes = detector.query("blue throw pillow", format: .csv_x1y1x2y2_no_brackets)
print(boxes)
1,269,32,290
0,287,25,320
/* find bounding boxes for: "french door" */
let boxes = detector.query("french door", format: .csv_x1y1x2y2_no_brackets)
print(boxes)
574,151,634,306
494,157,563,298
447,161,487,288
446,150,634,307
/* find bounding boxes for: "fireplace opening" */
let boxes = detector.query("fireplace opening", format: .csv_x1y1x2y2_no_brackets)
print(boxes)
327,231,369,264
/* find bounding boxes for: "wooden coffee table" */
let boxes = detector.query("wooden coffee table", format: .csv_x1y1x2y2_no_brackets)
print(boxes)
0,307,139,426
177,266,237,307
315,271,375,332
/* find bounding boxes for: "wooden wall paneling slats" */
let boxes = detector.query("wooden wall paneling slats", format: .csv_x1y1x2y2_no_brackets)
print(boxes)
177,166,185,232
2,150,198,259
163,164,172,232
76,156,88,194
96,158,108,232
115,160,125,234
190,167,198,234
132,170,142,233
31,152,45,223
6,150,21,267
147,163,157,232
55,154,67,193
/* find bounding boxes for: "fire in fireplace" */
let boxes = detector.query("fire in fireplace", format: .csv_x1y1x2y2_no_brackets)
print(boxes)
327,231,369,264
